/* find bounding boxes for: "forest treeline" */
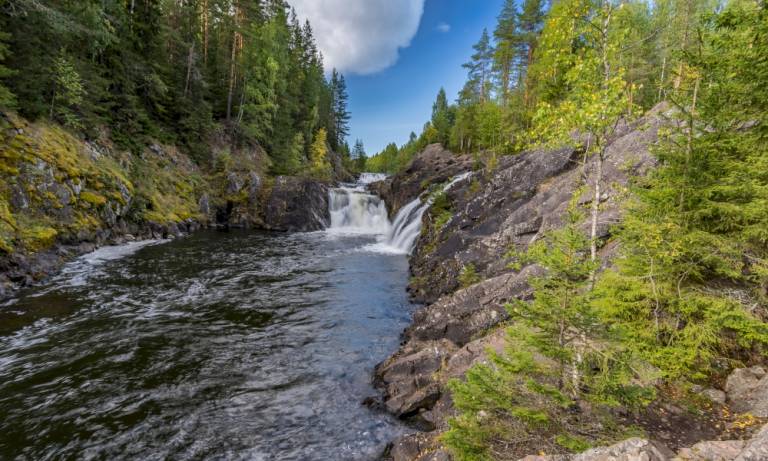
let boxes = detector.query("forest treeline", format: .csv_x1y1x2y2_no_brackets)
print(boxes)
0,0,354,176
381,0,768,459
369,0,723,172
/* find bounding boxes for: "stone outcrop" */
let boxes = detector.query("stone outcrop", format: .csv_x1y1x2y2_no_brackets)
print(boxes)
378,105,672,460
262,176,330,232
370,144,474,217
0,111,344,299
723,366,768,417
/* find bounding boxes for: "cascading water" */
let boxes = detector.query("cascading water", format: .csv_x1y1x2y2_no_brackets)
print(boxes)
349,171,472,255
382,171,473,253
327,174,390,234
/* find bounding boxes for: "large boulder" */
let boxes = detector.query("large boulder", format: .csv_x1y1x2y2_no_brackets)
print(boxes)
676,440,746,460
571,438,675,461
262,176,330,232
725,367,768,417
735,423,768,461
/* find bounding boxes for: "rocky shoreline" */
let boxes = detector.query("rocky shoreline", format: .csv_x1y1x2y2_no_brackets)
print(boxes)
0,111,340,300
0,174,334,301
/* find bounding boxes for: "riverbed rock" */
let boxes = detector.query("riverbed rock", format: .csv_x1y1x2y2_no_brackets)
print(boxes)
262,176,330,232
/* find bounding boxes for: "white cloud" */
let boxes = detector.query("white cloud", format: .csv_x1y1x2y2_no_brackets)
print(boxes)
436,22,451,33
289,0,426,75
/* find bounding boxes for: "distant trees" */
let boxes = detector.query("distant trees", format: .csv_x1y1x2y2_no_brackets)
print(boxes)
368,0,727,168
0,0,351,170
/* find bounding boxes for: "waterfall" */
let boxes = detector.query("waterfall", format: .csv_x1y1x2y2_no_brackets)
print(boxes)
357,172,388,185
328,171,472,254
327,175,390,235
382,171,473,253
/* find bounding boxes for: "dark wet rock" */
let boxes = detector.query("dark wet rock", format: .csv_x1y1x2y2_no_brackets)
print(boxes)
372,144,474,217
262,176,330,232
375,338,457,420
387,432,450,461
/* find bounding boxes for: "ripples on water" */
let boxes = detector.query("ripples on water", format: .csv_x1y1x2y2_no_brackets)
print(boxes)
0,230,415,460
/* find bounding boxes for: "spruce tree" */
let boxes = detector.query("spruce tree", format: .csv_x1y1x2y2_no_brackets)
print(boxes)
430,88,453,146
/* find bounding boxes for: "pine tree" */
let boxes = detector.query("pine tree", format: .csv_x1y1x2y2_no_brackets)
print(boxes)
493,0,521,106
517,0,546,107
444,201,648,460
594,0,768,380
352,139,366,159
463,28,494,103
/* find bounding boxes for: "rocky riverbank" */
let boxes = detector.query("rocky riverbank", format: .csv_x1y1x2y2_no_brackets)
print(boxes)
369,103,768,460
0,111,338,299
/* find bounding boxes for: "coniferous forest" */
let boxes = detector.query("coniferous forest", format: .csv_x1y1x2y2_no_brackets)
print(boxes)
0,0,351,173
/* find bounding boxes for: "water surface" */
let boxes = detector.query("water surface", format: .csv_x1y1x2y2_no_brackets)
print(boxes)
0,230,414,460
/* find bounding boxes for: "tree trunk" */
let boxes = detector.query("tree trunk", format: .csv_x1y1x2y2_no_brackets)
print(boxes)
590,149,604,265
226,2,241,124
202,0,209,65
184,42,195,98
658,55,667,102
679,76,700,212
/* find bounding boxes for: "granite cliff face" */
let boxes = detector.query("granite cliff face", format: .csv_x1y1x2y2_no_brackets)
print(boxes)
375,105,677,460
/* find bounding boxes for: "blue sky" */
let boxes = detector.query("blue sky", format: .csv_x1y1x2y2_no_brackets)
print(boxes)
292,0,504,155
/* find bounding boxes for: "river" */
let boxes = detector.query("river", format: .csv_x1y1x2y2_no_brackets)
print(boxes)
0,227,416,460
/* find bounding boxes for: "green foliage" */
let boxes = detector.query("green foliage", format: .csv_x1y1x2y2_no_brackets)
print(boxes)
308,128,332,180
445,202,651,459
593,0,768,381
556,434,592,452
51,52,85,129
0,29,15,108
458,263,481,288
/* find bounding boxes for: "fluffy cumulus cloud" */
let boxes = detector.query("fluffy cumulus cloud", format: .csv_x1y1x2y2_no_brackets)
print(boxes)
289,0,426,75
436,22,451,33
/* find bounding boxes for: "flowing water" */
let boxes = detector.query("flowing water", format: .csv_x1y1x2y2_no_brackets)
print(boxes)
347,171,473,255
0,228,415,460
0,172,471,460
